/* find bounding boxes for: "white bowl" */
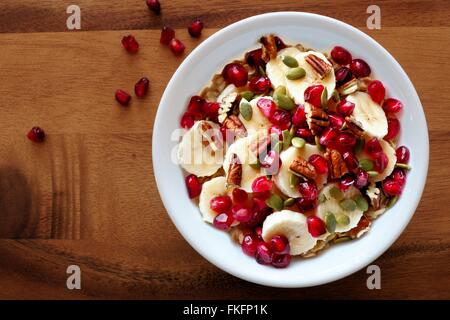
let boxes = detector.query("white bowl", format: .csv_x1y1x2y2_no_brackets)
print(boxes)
152,12,429,288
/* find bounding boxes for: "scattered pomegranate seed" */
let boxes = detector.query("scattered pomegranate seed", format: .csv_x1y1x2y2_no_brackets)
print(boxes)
307,216,326,237
354,168,369,188
27,127,45,143
185,174,202,198
296,198,317,211
115,89,131,106
134,77,150,98
391,168,407,187
251,176,273,193
296,127,314,142
187,95,205,114
232,188,248,204
146,0,161,14
383,98,403,114
368,80,385,104
244,207,270,228
396,146,410,164
336,100,355,117
350,58,371,78
213,212,234,230
308,154,329,174
242,234,259,257
269,235,290,255
328,113,345,129
270,109,291,130
210,195,232,213
261,150,281,175
257,98,277,119
245,48,265,68
272,254,291,268
180,111,201,129
298,181,318,201
339,174,355,191
121,35,139,54
232,204,253,223
222,63,248,87
292,105,307,126
268,125,283,140
331,46,352,65
335,67,353,87
160,26,175,45
385,118,400,141
254,226,263,240
202,102,220,119
255,242,274,265
365,138,382,155
337,132,357,150
188,18,204,38
304,84,325,108
319,127,338,147
373,152,388,172
382,178,402,196
169,38,185,56
342,151,359,171
249,76,271,94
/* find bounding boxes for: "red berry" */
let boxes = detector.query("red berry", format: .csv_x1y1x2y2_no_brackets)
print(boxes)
373,152,388,172
307,216,326,237
245,49,265,68
232,188,248,204
304,84,325,108
185,174,202,198
169,39,185,56
331,46,352,65
202,102,220,119
396,146,410,164
222,63,248,87
115,89,131,106
160,26,175,45
210,195,232,213
261,150,281,175
327,113,344,130
298,181,318,201
180,111,201,129
292,105,306,126
337,132,357,150
296,198,317,211
339,174,355,191
269,235,290,255
255,242,273,265
308,154,328,174
272,254,291,268
257,98,277,119
242,234,259,257
134,77,150,98
270,110,291,130
365,138,382,155
27,126,45,143
319,127,338,147
350,58,371,78
188,18,203,38
121,35,139,54
335,67,353,87
251,176,273,193
249,76,271,94
187,95,205,114
268,125,283,140
254,226,263,240
336,100,355,116
382,179,402,196
391,168,407,187
232,204,253,223
354,168,369,188
368,80,385,104
146,0,161,14
385,118,400,141
213,212,234,230
342,151,359,171
296,127,313,142
383,98,403,114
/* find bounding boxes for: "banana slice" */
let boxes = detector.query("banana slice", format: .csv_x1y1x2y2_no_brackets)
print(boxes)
357,139,396,182
178,120,224,177
238,96,273,135
273,145,327,198
316,183,364,233
262,210,326,256
347,91,388,139
223,133,265,192
199,176,228,223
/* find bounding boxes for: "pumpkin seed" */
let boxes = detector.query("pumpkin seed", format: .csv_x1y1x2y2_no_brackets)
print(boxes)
291,137,306,149
315,135,325,152
282,130,292,150
266,194,284,211
273,141,283,153
284,197,296,207
337,214,350,226
339,199,357,211
325,212,337,233
387,196,398,208
282,55,299,68
239,101,253,121
332,89,340,102
240,91,254,101
318,193,327,203
395,163,411,170
259,66,266,76
274,85,287,96
286,67,306,80
355,195,369,211
359,158,374,171
329,186,344,200
274,93,296,110
367,171,378,177
321,87,328,109
249,160,261,169
289,174,300,188
334,236,352,244
354,138,365,153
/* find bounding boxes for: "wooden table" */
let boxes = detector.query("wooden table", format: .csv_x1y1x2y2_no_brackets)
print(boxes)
0,0,449,299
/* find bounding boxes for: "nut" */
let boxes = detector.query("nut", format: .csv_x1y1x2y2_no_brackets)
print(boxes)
289,157,317,180
305,54,332,79
222,115,246,138
308,107,330,135
345,116,365,138
260,34,278,61
227,153,242,186
324,148,348,179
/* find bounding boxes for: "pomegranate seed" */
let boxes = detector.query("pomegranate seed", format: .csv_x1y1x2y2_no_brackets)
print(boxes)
188,18,203,38
160,26,175,45
115,89,131,106
210,195,232,213
249,76,271,94
391,168,407,187
27,127,45,143
296,198,317,211
253,192,271,203
337,132,357,150
368,80,385,104
232,204,253,223
261,150,281,175
319,127,338,147
272,254,291,268
396,146,410,164
268,125,283,140
304,84,325,108
202,102,220,119
146,0,161,14
254,226,263,239
242,234,259,257
269,235,290,254
307,216,326,237
342,151,359,171
328,113,345,129
251,176,273,193
257,98,277,119
222,63,248,87
373,152,388,172
298,181,318,201
331,46,352,65
180,111,201,129
213,212,234,230
121,35,139,54
383,98,403,114
185,174,202,198
292,105,307,126
169,39,185,56
134,77,150,98
245,207,270,228
255,242,273,265
350,58,371,78
336,100,355,117
274,36,287,50
385,118,400,140
296,127,314,142
339,174,355,191
382,178,402,196
335,67,353,87
245,48,265,68
187,95,205,114
354,168,369,188
308,154,329,174
270,110,291,130
232,188,248,204
365,138,382,155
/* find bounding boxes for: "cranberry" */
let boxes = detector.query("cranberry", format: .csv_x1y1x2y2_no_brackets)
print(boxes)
308,154,328,174
319,127,338,147
335,67,353,87
210,195,232,213
169,39,185,56
213,212,234,230
185,174,202,198
292,105,307,126
255,242,273,265
251,176,273,193
272,254,291,268
350,58,371,78
27,127,45,143
254,226,263,240
373,152,388,172
298,181,318,201
385,118,400,141
354,168,369,188
115,89,131,106
383,98,403,114
222,63,248,87
339,174,355,191
337,132,357,150
188,18,203,38
232,204,253,223
304,84,325,108
328,113,345,129
365,138,382,155
261,150,281,175
121,35,139,54
296,127,313,142
245,48,265,68
232,188,248,204
270,110,291,130
202,102,220,119
134,77,150,98
160,26,175,45
342,151,359,171
268,125,283,140
391,168,407,187
257,98,277,119
368,80,385,104
146,0,161,14
242,234,259,257
269,235,290,255
336,100,355,117
331,46,352,65
249,76,271,94
396,146,410,164
180,111,201,129
296,198,317,211
382,178,402,196
307,216,326,237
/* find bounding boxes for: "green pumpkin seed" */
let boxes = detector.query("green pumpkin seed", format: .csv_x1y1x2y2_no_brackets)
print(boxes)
337,214,350,226
367,171,379,177
315,135,325,152
270,133,280,145
332,89,340,102
289,174,300,188
239,101,253,121
259,66,266,76
282,55,299,68
266,194,284,211
249,160,261,169
318,193,327,203
286,67,306,80
325,212,337,233
329,186,344,200
284,197,296,207
273,141,283,153
395,163,411,170
240,91,254,101
289,125,296,136
274,85,287,96
359,159,374,171
387,196,398,208
354,138,365,153
291,137,306,149
321,87,328,109
355,195,369,211
339,199,357,211
334,236,352,244
282,130,292,150
274,93,296,110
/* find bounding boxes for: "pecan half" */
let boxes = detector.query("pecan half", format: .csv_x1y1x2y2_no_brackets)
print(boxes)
200,122,221,151
289,157,317,180
227,154,242,186
345,117,365,138
222,115,247,138
260,34,278,61
349,215,372,239
324,148,348,179
305,54,332,79
308,108,329,135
